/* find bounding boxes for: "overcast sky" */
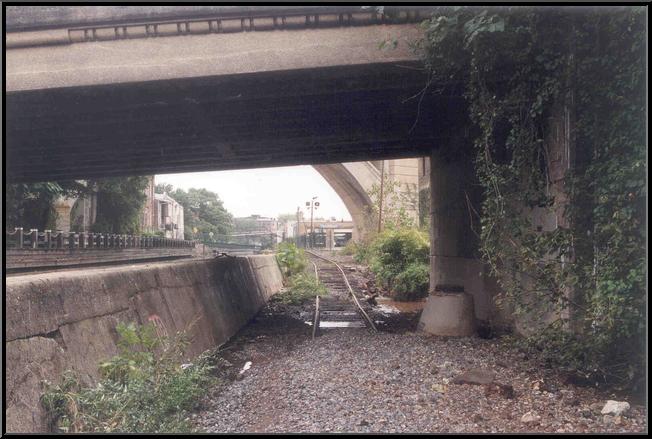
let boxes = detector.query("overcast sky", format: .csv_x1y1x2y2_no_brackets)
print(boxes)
156,166,352,221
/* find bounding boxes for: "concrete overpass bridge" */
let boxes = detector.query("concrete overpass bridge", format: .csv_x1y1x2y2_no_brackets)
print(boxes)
6,6,449,237
5,6,485,338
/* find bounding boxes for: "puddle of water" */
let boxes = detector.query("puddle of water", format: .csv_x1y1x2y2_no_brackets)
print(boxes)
374,304,400,315
321,321,366,328
321,311,358,316
304,321,366,328
375,296,427,313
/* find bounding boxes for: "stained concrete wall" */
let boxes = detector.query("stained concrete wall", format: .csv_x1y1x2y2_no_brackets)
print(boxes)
419,97,575,335
313,162,377,241
5,255,283,433
6,23,421,92
314,159,420,241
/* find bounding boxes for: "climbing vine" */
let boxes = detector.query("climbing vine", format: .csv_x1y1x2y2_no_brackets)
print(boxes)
415,6,646,391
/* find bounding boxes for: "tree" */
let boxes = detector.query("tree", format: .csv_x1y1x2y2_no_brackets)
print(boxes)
90,177,149,234
154,183,174,194
363,175,417,235
5,181,88,230
155,184,234,240
277,213,297,222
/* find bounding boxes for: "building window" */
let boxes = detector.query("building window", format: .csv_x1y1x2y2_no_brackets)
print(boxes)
160,203,169,226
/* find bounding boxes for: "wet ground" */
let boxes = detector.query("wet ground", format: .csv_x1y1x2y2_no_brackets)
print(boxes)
190,255,647,433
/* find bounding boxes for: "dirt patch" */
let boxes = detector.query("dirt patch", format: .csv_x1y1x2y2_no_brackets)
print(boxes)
202,299,313,385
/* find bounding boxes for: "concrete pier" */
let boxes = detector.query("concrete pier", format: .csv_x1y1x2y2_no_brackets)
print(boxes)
418,148,476,336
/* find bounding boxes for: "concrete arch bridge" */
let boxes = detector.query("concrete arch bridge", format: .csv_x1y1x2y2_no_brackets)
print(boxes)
314,159,420,239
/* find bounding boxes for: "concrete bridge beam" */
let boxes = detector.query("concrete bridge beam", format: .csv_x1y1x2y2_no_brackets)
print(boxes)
5,23,421,92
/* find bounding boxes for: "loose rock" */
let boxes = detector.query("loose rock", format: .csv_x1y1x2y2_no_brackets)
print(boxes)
521,412,541,424
484,382,515,399
601,400,630,416
452,368,496,385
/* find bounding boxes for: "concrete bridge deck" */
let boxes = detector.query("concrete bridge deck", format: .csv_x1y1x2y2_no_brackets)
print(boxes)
6,6,465,183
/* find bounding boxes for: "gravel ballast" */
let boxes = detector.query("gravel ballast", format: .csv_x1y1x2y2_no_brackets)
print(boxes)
193,315,647,433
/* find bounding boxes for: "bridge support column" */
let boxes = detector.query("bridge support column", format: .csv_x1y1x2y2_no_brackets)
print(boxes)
418,148,475,336
53,197,77,232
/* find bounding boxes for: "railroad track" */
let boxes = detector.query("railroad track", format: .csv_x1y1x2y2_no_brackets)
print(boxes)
305,250,377,338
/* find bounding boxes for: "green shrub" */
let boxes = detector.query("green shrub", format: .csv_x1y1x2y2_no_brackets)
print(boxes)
274,272,328,305
368,228,430,301
341,240,357,256
276,242,307,280
41,322,216,433
351,240,373,264
393,262,430,301
342,238,371,264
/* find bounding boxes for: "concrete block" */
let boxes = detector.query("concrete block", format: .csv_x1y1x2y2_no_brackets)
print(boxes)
130,289,176,337
158,286,217,357
6,272,132,340
418,292,476,337
248,255,284,296
5,337,65,433
58,309,139,384
6,279,65,340
60,275,131,326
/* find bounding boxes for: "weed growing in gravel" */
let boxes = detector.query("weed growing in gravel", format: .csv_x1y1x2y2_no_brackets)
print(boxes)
344,239,374,265
41,321,217,433
274,272,328,305
276,242,308,280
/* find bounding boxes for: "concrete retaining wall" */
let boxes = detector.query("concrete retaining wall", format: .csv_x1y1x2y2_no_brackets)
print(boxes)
5,255,283,433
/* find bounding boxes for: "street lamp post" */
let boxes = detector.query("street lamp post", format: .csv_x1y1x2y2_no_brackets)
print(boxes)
306,197,319,248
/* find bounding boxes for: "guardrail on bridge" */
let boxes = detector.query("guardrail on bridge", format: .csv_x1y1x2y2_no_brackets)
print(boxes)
5,227,196,271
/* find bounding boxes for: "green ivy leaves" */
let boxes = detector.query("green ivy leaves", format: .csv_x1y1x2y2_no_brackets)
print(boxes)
416,7,646,392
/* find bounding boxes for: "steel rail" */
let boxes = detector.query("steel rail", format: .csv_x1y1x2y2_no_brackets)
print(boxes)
311,261,319,280
305,249,377,331
312,295,321,339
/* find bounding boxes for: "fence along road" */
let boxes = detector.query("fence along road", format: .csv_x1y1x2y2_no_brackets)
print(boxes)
5,227,195,272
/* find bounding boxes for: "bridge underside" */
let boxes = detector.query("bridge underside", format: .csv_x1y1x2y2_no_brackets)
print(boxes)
6,62,464,183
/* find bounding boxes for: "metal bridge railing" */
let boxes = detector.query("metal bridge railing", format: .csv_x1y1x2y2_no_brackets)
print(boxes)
5,227,195,250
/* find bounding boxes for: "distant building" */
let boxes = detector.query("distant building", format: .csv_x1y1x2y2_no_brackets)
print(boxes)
234,214,279,235
279,219,297,240
141,177,185,239
293,214,354,248
231,215,280,248
154,192,185,239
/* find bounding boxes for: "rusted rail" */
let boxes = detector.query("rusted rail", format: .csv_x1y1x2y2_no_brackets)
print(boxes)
306,249,377,332
312,295,321,339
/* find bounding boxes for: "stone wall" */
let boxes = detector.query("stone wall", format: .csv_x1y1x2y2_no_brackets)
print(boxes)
5,255,283,433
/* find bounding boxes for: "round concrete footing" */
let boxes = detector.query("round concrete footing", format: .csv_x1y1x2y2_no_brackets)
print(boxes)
418,292,475,336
